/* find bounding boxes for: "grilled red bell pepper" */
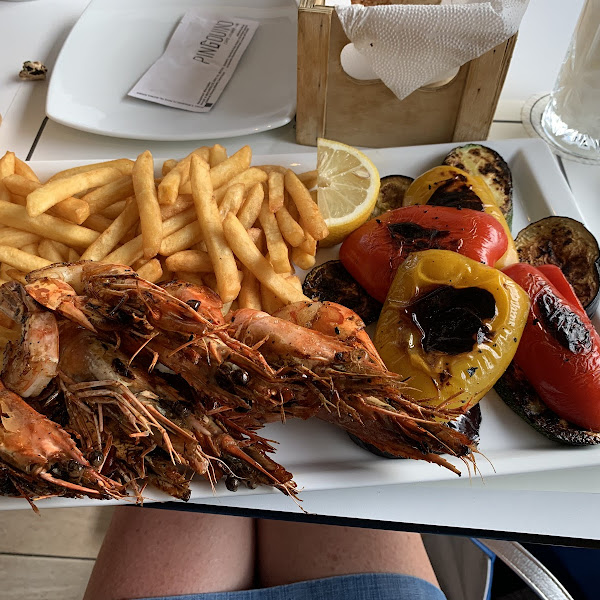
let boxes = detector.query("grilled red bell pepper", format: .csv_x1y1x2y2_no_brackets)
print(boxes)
503,263,600,431
339,205,508,303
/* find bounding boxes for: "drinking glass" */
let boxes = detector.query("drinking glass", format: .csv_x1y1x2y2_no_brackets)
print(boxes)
539,0,600,163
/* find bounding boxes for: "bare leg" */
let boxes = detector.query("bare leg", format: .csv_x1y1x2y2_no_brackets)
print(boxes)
257,520,439,589
84,507,255,600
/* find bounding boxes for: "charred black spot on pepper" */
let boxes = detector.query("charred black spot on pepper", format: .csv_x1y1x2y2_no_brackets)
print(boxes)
426,175,484,211
386,222,460,257
467,367,478,377
406,286,496,355
536,292,591,354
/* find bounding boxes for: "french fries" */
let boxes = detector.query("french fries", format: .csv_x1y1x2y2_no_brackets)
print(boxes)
83,175,134,215
268,171,285,212
132,151,162,259
26,167,122,217
81,198,139,261
47,158,134,182
284,170,328,241
0,227,41,248
213,167,267,203
0,201,98,247
218,183,245,220
0,146,325,317
210,145,251,189
136,258,163,283
158,147,209,206
275,205,305,247
259,200,291,274
222,213,308,305
0,245,51,272
38,239,65,263
14,157,39,182
237,182,264,229
209,144,227,168
190,155,240,303
4,175,90,224
165,249,213,273
0,152,15,203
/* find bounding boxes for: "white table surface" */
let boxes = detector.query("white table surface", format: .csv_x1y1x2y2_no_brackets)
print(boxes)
1,0,600,544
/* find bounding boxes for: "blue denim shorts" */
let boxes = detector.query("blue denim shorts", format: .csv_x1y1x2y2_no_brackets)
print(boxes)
136,573,447,600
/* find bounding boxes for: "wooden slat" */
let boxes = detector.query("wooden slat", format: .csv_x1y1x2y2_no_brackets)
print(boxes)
452,34,519,142
295,5,333,146
0,554,95,600
0,506,114,559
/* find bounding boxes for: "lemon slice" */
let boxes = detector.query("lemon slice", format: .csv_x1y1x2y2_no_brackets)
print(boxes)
316,138,380,248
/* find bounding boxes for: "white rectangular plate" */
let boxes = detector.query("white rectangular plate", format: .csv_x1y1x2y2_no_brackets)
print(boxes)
3,137,599,511
46,0,297,141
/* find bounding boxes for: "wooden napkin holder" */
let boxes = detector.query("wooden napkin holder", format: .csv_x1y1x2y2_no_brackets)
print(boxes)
296,0,517,148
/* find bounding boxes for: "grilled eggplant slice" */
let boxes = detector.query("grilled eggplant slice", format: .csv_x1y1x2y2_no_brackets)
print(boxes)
495,362,600,446
370,175,414,219
515,216,600,318
443,144,513,229
302,260,382,325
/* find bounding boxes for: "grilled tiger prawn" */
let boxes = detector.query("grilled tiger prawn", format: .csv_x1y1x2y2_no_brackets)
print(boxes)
0,381,124,504
0,273,294,504
24,262,478,478
57,323,296,499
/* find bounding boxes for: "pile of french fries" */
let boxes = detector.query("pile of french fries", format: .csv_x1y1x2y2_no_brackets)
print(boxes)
0,145,328,314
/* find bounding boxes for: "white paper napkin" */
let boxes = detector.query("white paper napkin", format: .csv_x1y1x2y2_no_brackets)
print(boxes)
335,0,529,101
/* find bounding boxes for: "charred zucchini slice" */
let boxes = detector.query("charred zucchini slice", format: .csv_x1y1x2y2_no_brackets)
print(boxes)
302,260,382,325
370,175,414,219
494,362,600,445
515,216,600,318
442,144,513,229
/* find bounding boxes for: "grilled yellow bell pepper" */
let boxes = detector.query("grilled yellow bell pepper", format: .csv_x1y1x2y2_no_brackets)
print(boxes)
403,165,518,269
374,249,529,410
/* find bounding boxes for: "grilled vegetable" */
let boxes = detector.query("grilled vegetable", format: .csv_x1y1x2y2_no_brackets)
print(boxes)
370,175,414,219
402,165,518,268
302,260,382,325
494,363,600,446
502,263,600,432
374,250,529,410
339,205,508,303
515,216,600,318
443,144,513,229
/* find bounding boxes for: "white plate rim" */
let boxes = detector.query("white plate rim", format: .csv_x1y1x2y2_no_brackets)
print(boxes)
46,0,298,141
